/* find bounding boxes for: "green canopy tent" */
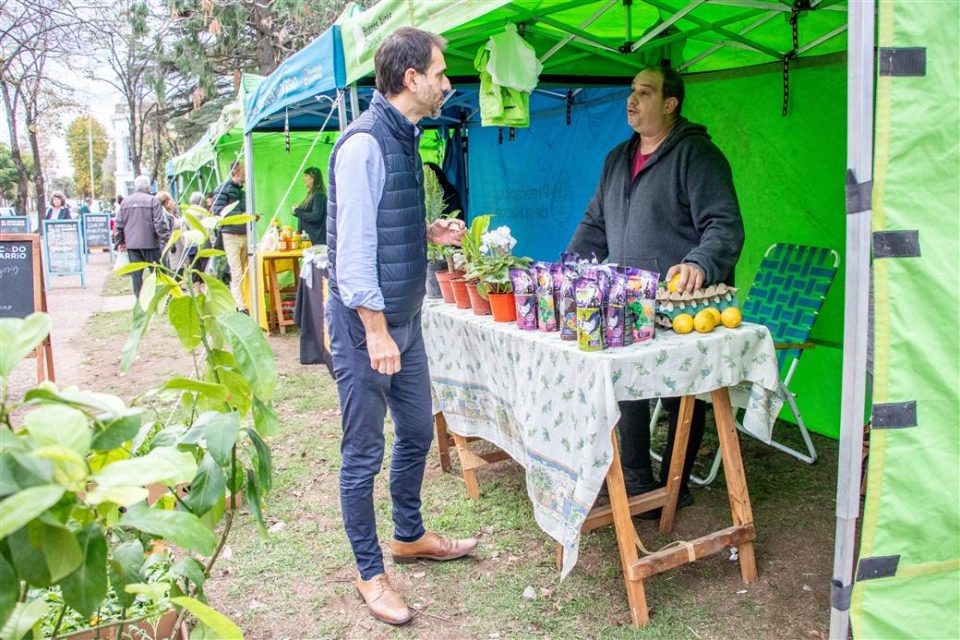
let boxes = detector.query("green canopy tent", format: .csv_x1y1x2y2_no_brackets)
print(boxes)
331,1,958,637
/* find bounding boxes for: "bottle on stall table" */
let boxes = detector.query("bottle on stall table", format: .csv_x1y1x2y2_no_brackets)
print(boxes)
300,231,312,249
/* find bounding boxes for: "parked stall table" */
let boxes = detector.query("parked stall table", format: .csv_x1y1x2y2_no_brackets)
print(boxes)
422,300,783,627
259,248,303,334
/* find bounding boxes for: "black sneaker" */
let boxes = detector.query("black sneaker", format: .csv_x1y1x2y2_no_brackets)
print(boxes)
639,489,694,520
597,467,659,499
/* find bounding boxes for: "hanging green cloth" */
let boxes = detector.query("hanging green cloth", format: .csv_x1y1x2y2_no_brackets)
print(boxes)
473,24,542,128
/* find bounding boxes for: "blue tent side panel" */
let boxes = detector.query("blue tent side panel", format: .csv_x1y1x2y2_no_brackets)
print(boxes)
245,26,346,133
467,88,631,262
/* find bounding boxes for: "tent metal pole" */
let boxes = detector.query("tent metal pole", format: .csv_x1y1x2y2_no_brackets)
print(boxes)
350,84,360,121
829,0,875,638
337,90,348,133
630,0,708,52
243,133,261,328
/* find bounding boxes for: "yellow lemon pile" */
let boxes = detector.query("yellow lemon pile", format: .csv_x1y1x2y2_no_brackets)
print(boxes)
672,306,742,334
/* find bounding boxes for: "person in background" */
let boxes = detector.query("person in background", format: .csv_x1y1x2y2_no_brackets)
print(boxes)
156,191,184,270
45,193,72,220
423,161,463,219
78,197,93,215
211,162,247,312
187,191,210,285
204,192,215,211
116,175,170,297
292,166,327,245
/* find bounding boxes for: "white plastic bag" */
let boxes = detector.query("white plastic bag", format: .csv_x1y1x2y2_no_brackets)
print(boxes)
259,224,280,253
113,250,130,272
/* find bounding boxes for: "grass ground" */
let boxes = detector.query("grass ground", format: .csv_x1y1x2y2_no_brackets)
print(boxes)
75,286,839,639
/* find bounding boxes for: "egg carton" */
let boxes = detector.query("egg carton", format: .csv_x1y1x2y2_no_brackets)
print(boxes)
655,283,738,328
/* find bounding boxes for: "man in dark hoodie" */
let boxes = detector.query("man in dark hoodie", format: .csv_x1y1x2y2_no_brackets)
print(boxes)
567,66,744,515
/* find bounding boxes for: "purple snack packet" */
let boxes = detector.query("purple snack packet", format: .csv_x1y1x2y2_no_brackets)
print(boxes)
625,268,660,343
605,272,627,348
551,263,564,318
558,265,578,340
533,262,558,332
575,278,604,351
510,268,537,330
560,251,579,266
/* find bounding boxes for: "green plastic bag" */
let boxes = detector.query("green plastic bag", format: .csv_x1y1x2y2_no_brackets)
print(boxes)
473,24,542,128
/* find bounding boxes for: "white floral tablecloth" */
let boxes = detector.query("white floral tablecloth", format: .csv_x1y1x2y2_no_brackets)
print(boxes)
421,300,783,577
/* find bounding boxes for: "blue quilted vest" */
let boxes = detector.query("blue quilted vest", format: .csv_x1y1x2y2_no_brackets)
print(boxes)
327,91,427,326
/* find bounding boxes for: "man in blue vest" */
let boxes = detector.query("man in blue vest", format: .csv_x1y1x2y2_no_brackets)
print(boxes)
326,27,472,626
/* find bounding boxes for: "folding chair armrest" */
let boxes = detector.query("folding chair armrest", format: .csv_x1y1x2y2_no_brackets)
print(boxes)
774,342,816,351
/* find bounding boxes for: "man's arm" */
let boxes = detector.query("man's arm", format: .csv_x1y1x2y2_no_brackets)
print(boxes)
335,134,398,374
566,155,611,260
680,140,744,286
115,205,126,248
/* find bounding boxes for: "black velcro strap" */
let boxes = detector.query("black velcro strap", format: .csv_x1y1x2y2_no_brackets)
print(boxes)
873,401,917,429
874,230,920,258
856,555,900,581
879,48,926,77
845,170,873,214
831,578,853,611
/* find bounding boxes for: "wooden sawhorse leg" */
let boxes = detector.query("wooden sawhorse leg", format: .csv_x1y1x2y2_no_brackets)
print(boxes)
434,411,511,499
434,413,452,473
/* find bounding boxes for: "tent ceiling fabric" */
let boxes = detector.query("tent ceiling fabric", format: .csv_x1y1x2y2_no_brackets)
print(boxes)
339,0,848,83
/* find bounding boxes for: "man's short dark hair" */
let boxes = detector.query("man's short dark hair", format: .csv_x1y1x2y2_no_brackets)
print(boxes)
640,65,685,116
375,27,446,97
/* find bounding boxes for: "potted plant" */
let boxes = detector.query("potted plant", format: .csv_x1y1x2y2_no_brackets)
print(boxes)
0,204,277,640
454,214,491,311
423,166,461,299
464,225,531,321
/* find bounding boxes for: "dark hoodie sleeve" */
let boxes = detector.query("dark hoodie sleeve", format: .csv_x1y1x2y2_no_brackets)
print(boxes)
567,150,615,261
681,139,744,284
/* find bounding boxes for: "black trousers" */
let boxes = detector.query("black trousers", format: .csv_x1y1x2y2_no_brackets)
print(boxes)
618,397,707,493
127,248,162,298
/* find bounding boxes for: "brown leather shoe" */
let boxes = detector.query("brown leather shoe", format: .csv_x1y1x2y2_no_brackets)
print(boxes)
356,573,411,625
391,531,478,564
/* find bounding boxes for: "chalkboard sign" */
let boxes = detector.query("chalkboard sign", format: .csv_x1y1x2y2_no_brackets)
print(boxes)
0,216,30,234
0,234,42,319
42,219,87,288
82,213,112,252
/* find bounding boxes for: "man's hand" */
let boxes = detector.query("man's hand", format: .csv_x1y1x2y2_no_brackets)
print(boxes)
666,263,705,294
427,218,466,245
357,308,401,375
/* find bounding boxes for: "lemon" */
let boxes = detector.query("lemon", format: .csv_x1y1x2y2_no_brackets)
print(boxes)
720,306,743,328
672,313,694,334
693,310,716,333
704,307,721,325
667,273,682,293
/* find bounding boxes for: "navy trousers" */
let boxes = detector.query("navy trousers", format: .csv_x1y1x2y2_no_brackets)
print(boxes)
326,297,434,580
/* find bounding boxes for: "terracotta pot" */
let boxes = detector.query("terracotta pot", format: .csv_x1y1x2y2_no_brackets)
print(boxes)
61,609,186,640
435,270,458,304
465,281,491,315
425,260,446,299
488,292,517,322
450,278,471,309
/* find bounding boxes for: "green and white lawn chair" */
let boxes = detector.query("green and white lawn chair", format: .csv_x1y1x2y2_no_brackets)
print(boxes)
651,243,841,486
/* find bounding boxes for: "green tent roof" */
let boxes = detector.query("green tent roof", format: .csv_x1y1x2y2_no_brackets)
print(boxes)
339,0,848,83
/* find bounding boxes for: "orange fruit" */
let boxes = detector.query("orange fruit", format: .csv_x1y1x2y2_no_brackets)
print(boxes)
667,273,682,293
672,313,694,334
720,306,742,328
693,310,716,333
704,307,721,325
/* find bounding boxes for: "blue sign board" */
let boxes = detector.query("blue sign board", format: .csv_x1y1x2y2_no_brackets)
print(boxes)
42,219,86,288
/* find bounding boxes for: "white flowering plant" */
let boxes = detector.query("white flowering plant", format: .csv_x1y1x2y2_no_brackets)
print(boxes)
465,224,531,298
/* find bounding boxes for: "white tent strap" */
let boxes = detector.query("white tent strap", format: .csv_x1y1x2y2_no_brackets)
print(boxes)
264,90,343,229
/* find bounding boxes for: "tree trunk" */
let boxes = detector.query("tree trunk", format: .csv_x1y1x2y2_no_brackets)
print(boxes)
0,80,32,217
25,109,46,232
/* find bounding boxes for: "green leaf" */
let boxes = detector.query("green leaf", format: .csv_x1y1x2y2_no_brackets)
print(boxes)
121,299,153,372
181,210,207,234
0,314,51,379
169,296,202,350
199,274,236,317
199,491,225,532
161,377,229,403
172,596,244,640
91,446,197,490
171,557,206,591
113,261,153,275
119,503,217,556
60,525,108,617
125,581,170,602
0,430,28,454
91,411,144,450
245,467,267,533
217,313,276,399
41,522,83,582
31,445,88,484
0,552,18,632
108,539,144,609
0,598,48,640
0,484,64,540
183,453,225,517
8,525,50,587
218,214,255,228
196,248,225,258
138,270,157,312
243,428,272,494
198,412,240,467
213,369,251,416
3,451,53,490
251,398,278,437
84,486,149,507
217,200,239,217
24,405,91,455
162,228,183,259
23,386,128,415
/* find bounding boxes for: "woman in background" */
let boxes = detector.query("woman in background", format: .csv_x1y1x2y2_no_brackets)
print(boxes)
45,193,72,220
155,191,184,270
292,167,327,245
